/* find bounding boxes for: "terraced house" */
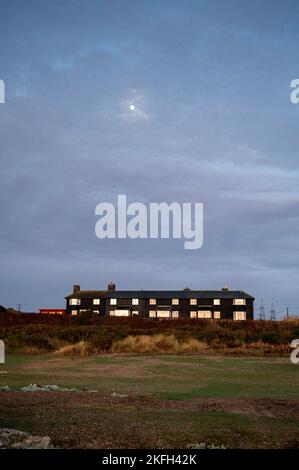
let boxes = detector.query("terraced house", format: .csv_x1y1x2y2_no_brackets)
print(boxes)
65,282,254,320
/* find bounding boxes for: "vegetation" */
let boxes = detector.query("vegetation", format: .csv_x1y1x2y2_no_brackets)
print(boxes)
0,311,297,355
1,354,299,448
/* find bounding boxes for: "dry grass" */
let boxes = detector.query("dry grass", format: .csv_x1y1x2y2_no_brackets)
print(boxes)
53,336,290,356
110,334,208,354
54,340,95,356
246,341,290,353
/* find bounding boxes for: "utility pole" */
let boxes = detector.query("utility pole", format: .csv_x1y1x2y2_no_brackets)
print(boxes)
286,306,289,319
16,304,21,313
259,299,265,320
270,303,276,321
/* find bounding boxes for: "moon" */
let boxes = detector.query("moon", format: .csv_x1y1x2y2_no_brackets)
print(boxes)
129,104,135,111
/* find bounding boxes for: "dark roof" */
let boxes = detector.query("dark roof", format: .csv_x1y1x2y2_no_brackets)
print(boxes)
66,289,254,300
65,290,108,299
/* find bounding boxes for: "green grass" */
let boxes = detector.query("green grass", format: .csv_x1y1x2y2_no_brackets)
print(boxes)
1,353,299,448
1,353,298,400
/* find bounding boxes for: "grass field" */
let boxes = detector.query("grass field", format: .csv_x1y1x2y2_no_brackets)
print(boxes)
1,353,299,448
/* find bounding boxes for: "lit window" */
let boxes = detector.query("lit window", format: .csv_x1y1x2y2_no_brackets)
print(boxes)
93,299,100,305
132,310,139,315
213,299,220,305
198,311,212,319
71,310,78,315
233,311,246,321
149,298,156,305
233,299,246,305
214,311,221,319
110,298,117,305
190,311,197,318
190,299,197,305
132,298,139,305
70,298,80,306
172,299,179,305
93,310,100,314
157,310,171,318
111,309,130,316
172,311,179,318
149,310,156,318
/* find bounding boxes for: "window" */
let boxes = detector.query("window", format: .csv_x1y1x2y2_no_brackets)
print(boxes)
93,310,100,314
213,299,220,305
110,298,117,305
190,299,197,305
149,310,156,318
71,310,78,315
79,309,87,314
234,311,246,321
198,311,212,319
190,311,197,318
70,298,80,306
93,299,100,305
233,299,246,305
157,310,171,318
132,298,139,305
132,310,139,315
110,309,130,317
214,311,221,319
172,299,179,305
149,298,156,305
172,311,179,318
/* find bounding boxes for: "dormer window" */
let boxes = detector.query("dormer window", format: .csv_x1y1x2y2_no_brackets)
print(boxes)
132,298,139,305
110,298,117,305
172,299,179,305
213,299,220,305
70,298,80,306
93,299,100,305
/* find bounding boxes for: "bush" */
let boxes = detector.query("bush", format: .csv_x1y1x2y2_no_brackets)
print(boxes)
1,313,297,355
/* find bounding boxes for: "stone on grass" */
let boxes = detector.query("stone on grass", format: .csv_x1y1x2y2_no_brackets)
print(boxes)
0,428,53,449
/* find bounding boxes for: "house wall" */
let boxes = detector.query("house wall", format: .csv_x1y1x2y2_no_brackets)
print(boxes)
66,295,254,320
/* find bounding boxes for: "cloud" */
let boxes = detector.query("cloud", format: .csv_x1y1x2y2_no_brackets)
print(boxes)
0,0,299,316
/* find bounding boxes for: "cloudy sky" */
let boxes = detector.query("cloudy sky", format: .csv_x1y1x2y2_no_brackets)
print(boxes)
0,0,299,317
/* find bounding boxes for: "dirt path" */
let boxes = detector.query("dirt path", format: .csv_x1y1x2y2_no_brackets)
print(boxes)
1,390,299,417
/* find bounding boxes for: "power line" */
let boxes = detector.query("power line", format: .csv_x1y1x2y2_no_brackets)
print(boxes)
259,299,265,320
270,303,276,321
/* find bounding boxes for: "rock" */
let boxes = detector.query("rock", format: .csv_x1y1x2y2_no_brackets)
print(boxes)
111,391,128,398
0,383,97,393
20,384,79,392
0,428,53,449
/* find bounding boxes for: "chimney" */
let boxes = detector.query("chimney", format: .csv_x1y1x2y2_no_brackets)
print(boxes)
73,285,80,294
108,281,116,291
222,285,229,291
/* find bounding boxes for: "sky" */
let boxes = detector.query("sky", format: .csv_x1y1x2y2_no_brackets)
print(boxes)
0,0,299,317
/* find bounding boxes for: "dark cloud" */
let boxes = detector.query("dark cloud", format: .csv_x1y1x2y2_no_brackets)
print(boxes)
0,0,299,317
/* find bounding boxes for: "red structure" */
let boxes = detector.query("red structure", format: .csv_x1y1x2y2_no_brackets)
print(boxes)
39,309,66,315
